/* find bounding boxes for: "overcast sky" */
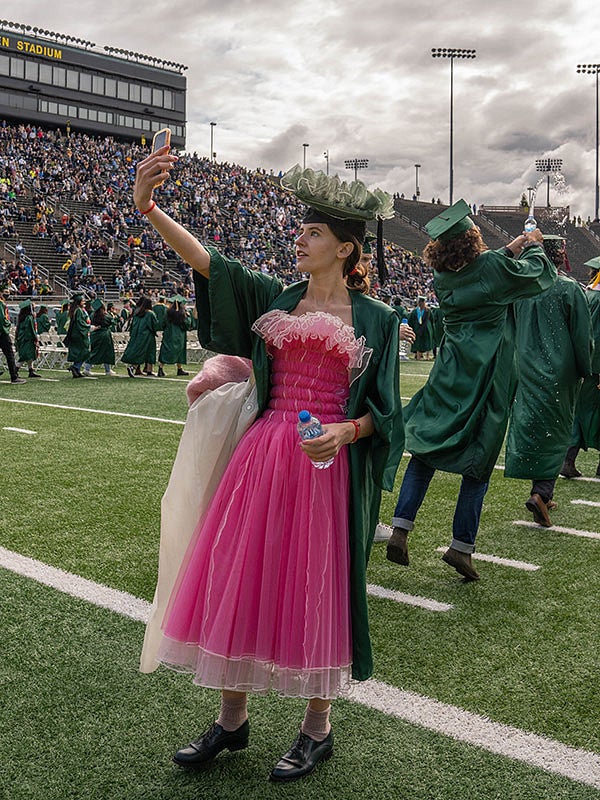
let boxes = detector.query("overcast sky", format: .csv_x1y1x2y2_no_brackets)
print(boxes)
3,0,600,218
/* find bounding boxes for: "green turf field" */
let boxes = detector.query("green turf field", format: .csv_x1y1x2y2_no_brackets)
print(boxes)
1,361,599,799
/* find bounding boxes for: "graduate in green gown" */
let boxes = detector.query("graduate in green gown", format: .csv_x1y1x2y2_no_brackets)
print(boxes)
35,305,51,334
89,298,116,375
64,293,91,378
157,296,193,377
386,199,556,581
561,256,600,478
15,299,41,377
408,295,434,358
0,283,25,382
504,237,593,526
122,296,158,377
133,149,403,782
153,295,168,331
54,299,70,337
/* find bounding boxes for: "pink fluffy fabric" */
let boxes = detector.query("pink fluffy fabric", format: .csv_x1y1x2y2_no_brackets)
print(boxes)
186,355,253,406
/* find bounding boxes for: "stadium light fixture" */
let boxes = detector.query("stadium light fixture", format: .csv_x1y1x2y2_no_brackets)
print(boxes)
414,163,421,200
344,158,368,181
210,122,217,161
302,143,309,169
577,63,600,222
431,47,477,205
323,150,330,176
535,158,563,208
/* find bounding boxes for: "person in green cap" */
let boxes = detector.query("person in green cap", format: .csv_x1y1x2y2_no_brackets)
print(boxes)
89,298,117,376
15,300,41,377
122,296,159,377
504,237,594,526
386,199,556,581
153,294,168,331
407,295,433,359
54,299,70,337
118,298,133,332
64,293,91,378
157,296,194,377
561,255,600,478
0,283,26,383
35,304,52,335
134,150,403,782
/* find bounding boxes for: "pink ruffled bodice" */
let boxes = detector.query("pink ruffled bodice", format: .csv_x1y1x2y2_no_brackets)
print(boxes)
252,310,372,424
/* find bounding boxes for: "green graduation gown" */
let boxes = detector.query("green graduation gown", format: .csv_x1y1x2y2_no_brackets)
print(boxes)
194,247,405,681
404,245,557,482
153,303,168,331
408,306,434,353
159,314,192,365
90,314,116,366
0,300,11,336
571,287,600,451
66,307,91,363
505,276,593,479
122,311,158,365
54,309,68,336
16,316,37,362
36,312,51,334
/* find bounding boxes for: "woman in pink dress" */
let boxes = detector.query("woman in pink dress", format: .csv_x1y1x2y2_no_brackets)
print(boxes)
134,155,405,782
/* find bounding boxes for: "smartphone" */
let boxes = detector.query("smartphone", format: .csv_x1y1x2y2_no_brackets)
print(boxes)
152,127,171,152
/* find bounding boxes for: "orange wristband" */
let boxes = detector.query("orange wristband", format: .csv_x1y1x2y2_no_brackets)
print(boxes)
348,419,361,443
140,201,156,215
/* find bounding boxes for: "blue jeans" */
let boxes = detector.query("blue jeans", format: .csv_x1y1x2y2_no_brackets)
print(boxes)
392,457,489,553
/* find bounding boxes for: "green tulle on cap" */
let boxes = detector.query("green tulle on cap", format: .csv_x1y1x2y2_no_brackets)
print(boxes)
281,164,395,222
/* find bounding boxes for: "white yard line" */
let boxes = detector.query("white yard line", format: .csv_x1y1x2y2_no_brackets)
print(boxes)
571,499,600,508
2,426,37,435
1,545,599,789
0,397,185,425
366,583,453,612
559,475,600,484
435,547,540,572
513,520,600,540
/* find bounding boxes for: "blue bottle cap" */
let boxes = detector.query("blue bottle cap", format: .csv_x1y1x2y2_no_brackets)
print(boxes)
402,318,408,323
298,410,311,422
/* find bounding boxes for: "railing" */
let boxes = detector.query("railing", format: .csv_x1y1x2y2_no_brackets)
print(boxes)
478,214,511,238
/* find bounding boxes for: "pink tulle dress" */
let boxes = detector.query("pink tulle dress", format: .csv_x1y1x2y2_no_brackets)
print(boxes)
157,310,371,699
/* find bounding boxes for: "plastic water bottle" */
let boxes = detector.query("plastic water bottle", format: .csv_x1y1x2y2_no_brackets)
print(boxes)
399,318,410,360
297,410,334,469
524,215,537,233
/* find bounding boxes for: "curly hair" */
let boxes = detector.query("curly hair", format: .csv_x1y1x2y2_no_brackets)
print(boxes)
423,228,487,273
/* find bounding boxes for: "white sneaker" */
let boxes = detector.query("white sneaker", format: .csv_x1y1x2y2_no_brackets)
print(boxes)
84,369,92,376
373,523,393,543
106,369,116,376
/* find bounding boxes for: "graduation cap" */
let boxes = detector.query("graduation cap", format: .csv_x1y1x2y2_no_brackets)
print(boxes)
584,255,600,272
171,294,187,304
362,231,376,255
91,298,104,311
281,164,395,284
19,299,32,309
425,199,474,242
71,292,84,302
61,298,70,308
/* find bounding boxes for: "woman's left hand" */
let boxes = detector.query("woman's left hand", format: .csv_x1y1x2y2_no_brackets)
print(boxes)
400,323,415,343
299,422,355,463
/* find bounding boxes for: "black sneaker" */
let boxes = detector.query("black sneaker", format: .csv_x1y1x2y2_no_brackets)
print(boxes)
177,368,189,376
11,377,26,384
126,365,136,378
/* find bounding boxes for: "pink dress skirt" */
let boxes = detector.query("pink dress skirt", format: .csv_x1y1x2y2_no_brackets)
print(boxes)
157,311,371,698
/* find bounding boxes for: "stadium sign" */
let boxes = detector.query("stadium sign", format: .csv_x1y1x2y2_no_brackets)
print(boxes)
1,35,63,61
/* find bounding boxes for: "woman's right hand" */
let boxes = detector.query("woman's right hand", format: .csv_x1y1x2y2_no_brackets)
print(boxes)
133,146,177,212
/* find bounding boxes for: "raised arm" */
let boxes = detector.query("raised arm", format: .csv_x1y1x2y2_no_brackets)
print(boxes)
133,146,211,277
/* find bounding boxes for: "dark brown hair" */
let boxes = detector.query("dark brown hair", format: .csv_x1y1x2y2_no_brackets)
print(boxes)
423,228,487,272
327,220,370,294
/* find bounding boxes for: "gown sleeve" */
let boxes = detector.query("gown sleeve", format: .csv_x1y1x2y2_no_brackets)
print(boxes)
193,247,285,357
480,245,556,304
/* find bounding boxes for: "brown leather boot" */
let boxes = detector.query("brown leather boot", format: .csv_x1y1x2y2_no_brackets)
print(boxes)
386,527,409,566
441,547,480,581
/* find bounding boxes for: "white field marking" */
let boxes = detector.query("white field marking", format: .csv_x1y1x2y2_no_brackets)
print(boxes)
1,546,599,789
435,547,540,572
0,546,151,623
3,426,37,435
571,499,600,508
0,397,185,426
352,680,600,790
44,367,199,383
559,474,600,484
513,520,600,541
38,378,60,382
366,583,453,612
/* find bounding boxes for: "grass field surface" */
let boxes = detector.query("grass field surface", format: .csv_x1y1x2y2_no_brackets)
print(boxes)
1,360,599,799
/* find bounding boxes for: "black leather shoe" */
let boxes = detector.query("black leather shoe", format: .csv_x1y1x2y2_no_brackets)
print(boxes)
177,368,189,376
525,493,552,527
441,547,480,581
269,730,333,783
173,720,249,769
386,527,409,566
560,459,582,478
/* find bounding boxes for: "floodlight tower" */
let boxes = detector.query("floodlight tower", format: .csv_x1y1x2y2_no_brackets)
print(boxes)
431,47,477,205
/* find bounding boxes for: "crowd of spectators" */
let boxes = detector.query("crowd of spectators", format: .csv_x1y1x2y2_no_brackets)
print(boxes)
0,120,434,305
